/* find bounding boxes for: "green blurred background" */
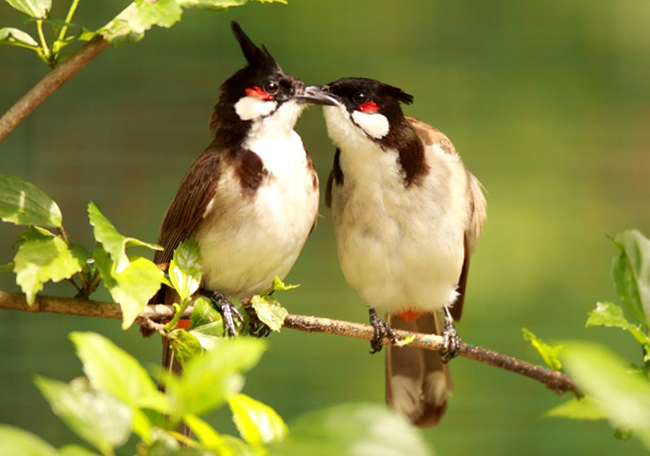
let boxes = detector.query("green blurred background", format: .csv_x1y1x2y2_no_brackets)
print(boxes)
1,0,650,454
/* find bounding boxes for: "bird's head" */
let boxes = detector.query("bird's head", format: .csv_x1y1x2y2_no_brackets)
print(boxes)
321,77,414,149
211,22,337,147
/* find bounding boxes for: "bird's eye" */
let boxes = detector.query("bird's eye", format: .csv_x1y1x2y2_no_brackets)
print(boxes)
264,81,279,95
353,92,367,105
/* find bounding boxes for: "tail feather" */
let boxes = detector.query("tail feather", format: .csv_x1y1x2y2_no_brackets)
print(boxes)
386,312,451,427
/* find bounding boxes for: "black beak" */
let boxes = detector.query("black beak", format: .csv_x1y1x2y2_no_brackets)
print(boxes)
295,86,340,106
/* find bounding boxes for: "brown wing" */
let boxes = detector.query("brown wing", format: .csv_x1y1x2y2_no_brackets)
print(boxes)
450,173,487,322
325,148,343,208
406,116,487,321
154,147,223,265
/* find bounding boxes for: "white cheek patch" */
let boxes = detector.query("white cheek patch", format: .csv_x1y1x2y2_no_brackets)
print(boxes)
235,96,277,121
352,110,390,139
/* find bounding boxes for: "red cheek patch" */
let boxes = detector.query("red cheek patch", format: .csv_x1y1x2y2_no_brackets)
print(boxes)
358,101,380,113
245,86,273,101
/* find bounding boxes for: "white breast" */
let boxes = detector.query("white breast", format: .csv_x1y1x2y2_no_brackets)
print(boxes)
324,106,470,315
196,129,318,298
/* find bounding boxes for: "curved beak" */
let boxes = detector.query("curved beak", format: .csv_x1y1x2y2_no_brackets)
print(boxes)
295,85,340,106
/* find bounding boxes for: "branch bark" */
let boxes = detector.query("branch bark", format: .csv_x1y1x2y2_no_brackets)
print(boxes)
0,290,578,394
0,35,110,143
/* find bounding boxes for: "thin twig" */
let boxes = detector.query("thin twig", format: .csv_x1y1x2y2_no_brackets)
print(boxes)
0,35,110,143
0,290,578,394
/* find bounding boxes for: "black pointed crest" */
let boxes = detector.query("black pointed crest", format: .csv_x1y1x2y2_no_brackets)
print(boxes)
231,21,278,69
384,83,414,105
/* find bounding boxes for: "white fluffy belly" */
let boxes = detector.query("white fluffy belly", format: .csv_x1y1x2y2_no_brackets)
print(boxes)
197,134,318,298
334,207,464,315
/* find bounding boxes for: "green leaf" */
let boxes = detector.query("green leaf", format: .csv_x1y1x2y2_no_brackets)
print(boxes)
88,202,161,274
184,414,232,454
169,237,202,301
0,27,38,47
191,325,224,351
521,328,563,371
190,296,222,329
586,301,650,354
0,174,62,227
99,0,183,44
3,0,51,18
167,338,265,417
0,262,14,272
169,329,203,366
561,341,650,449
58,445,100,456
586,301,636,331
612,230,650,327
545,397,607,421
35,377,131,454
177,0,287,10
94,247,165,329
69,332,168,412
270,275,299,292
228,393,287,446
14,227,84,305
0,424,57,456
251,295,287,332
272,404,432,456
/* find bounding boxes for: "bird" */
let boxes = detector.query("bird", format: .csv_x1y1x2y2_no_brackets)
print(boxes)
149,22,338,366
321,77,486,427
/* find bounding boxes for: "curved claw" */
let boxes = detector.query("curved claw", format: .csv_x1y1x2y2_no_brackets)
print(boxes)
441,308,460,363
243,303,273,338
369,309,397,354
213,292,240,337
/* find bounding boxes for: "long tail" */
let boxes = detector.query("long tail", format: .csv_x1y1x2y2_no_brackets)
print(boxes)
386,312,451,427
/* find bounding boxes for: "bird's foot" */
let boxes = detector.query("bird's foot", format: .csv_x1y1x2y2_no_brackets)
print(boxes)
212,291,244,337
243,302,272,338
441,307,460,363
369,309,397,354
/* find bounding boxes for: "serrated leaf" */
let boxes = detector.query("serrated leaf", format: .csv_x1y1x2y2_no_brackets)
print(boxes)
0,424,57,456
586,302,650,355
88,202,161,274
3,0,51,18
522,328,563,371
94,247,164,329
545,397,607,421
251,295,287,332
586,302,635,330
271,404,432,456
612,230,650,327
169,237,202,301
270,275,299,292
167,338,265,418
0,174,62,227
0,27,38,47
177,0,286,10
35,377,131,454
14,227,84,305
190,296,222,329
228,393,287,446
70,332,168,412
99,0,183,44
169,329,203,366
561,341,650,449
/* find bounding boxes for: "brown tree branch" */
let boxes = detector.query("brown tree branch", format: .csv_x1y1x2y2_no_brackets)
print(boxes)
0,290,577,394
0,36,110,143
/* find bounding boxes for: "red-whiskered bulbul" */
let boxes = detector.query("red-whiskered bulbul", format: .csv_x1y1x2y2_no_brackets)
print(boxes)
321,78,486,427
149,22,337,352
